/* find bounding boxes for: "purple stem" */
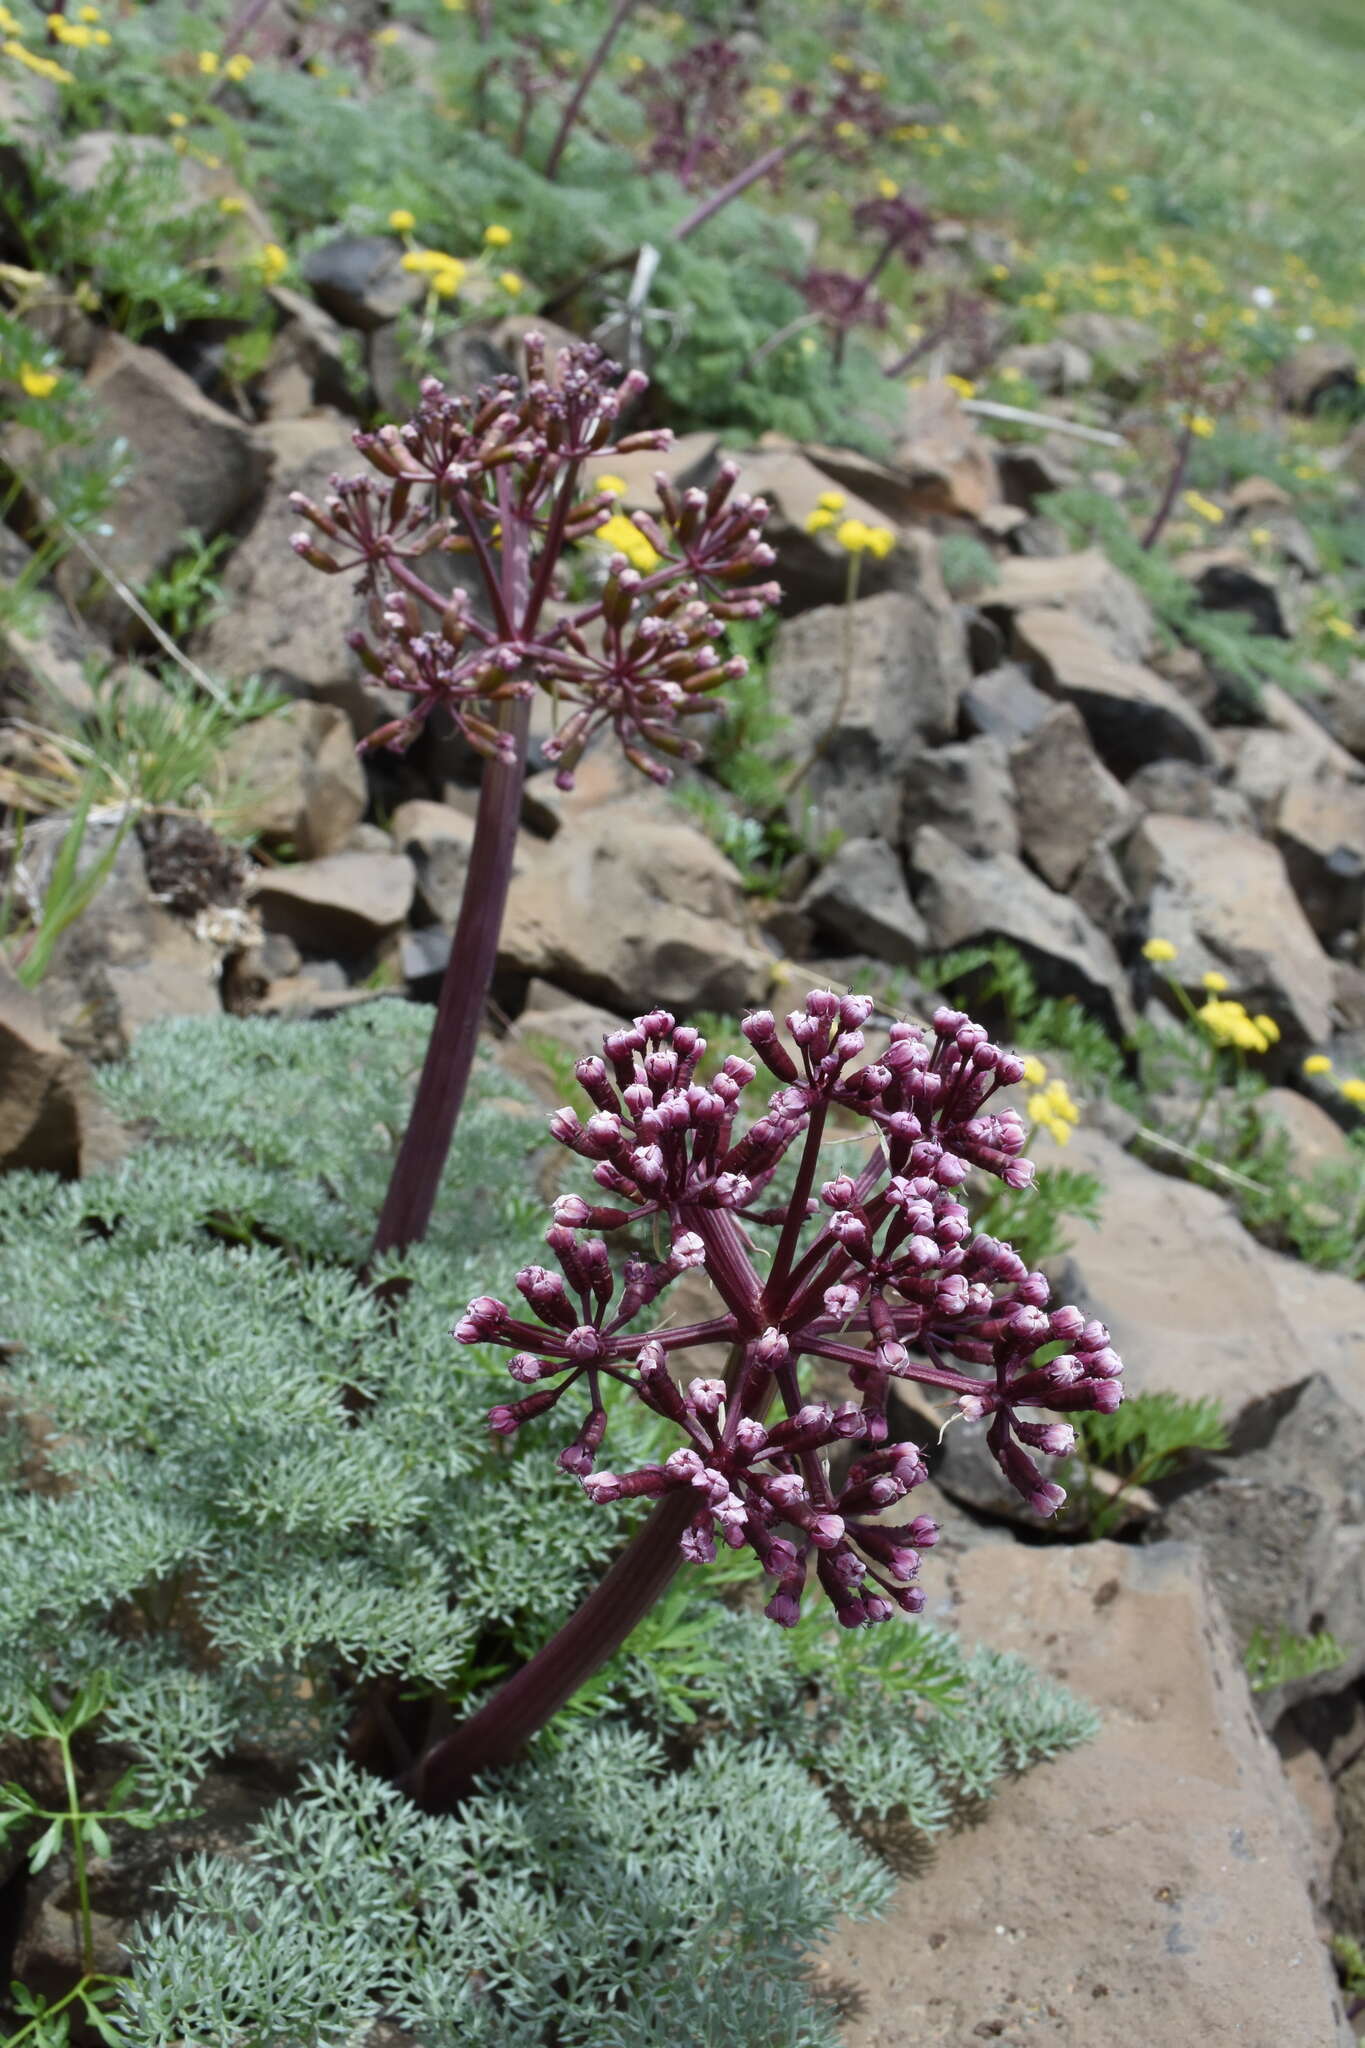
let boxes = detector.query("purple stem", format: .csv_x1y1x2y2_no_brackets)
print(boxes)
222,0,273,58
670,136,807,244
1142,419,1195,551
370,521,531,1259
543,0,641,183
407,1487,695,1805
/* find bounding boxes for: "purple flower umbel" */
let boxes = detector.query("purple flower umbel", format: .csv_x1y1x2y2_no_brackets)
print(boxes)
458,991,1123,1630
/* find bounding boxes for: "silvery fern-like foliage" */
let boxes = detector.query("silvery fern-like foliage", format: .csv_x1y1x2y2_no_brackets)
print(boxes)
117,1729,890,2048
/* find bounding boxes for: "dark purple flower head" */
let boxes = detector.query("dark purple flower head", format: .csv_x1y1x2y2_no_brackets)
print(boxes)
289,340,778,787
852,192,935,265
456,991,1123,1628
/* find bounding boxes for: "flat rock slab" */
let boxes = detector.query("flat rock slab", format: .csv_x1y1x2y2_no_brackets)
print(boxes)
833,1542,1351,2046
1057,1128,1365,1424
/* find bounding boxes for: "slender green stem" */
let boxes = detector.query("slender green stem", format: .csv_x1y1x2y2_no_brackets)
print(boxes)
57,1727,94,1977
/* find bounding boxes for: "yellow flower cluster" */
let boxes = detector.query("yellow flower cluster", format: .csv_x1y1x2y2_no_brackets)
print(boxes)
596,513,662,574
593,475,627,499
805,490,848,534
1301,1056,1365,1107
1027,1072,1080,1146
1182,490,1224,525
401,247,467,298
46,10,110,47
1141,936,1178,963
1197,998,1280,1055
945,373,976,398
389,208,416,233
18,362,58,398
2,35,74,82
836,518,895,558
256,243,288,285
483,223,513,247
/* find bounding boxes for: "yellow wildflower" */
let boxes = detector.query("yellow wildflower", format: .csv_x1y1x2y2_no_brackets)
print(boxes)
1341,1077,1365,1106
805,508,836,534
402,249,467,297
1108,183,1130,203
1249,526,1271,547
1187,413,1215,438
1029,1077,1079,1145
596,513,662,573
498,270,523,295
747,85,783,118
1021,1054,1048,1088
197,49,219,74
18,363,58,398
79,3,101,16
388,208,416,232
1201,970,1228,992
167,111,188,127
1197,998,1271,1055
1254,1015,1280,1045
224,52,253,81
817,491,846,511
1182,490,1224,525
594,474,627,498
217,194,246,215
257,243,288,285
945,373,976,398
877,176,899,199
2,38,73,81
835,517,895,559
833,120,857,140
1142,937,1178,963
483,222,513,247
373,25,400,44
1303,1054,1333,1076
1323,615,1356,641
48,15,96,46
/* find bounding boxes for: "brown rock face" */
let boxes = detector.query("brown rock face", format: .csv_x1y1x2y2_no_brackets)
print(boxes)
250,850,416,956
1012,605,1217,776
52,334,269,637
1057,1127,1365,1424
835,1542,1352,2048
1124,812,1335,1051
986,546,1156,663
1011,702,1138,891
1273,775,1365,944
892,378,1002,521
0,963,84,1174
221,702,367,859
768,592,966,841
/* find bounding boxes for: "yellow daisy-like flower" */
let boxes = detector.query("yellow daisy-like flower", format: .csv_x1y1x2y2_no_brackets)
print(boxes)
876,176,899,198
217,194,246,215
593,474,628,498
1341,1077,1365,1106
3,37,74,81
1201,970,1228,992
1142,936,1178,964
197,49,219,74
224,52,253,82
596,513,662,574
498,270,524,295
1020,1054,1048,1088
1303,1054,1333,1077
167,110,188,127
805,508,836,534
1187,413,1215,438
18,363,59,398
257,243,288,285
1197,998,1272,1055
388,208,416,233
945,373,976,398
483,223,513,247
373,25,400,44
835,517,895,559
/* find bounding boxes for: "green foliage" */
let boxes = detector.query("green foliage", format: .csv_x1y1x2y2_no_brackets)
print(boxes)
937,532,1002,598
0,781,131,987
1244,1625,1347,1694
137,531,232,643
1067,1392,1229,1537
923,940,1131,1100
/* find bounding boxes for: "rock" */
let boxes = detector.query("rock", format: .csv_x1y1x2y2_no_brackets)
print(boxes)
722,444,904,609
0,527,96,719
959,663,1053,743
1124,813,1335,1050
995,444,1078,515
1058,1127,1365,1424
996,337,1094,393
260,284,354,416
1056,309,1163,393
1303,662,1365,764
1273,776,1365,944
137,812,247,917
798,837,926,965
197,418,391,733
249,850,415,956
1227,724,1361,830
368,321,509,422
29,816,220,1060
1013,606,1218,775
900,736,1019,859
907,824,1132,1031
835,1541,1351,2048
1071,841,1136,941
889,379,1002,522
1277,340,1359,415
1011,703,1138,891
1126,757,1253,830
496,797,772,1016
299,234,423,331
221,702,367,859
1275,1721,1341,1916
1255,1087,1354,1178
45,334,268,641
766,591,965,841
0,963,89,1175
1157,1376,1365,1720
1228,476,1294,515
582,432,719,509
985,547,1155,664
1176,545,1291,639
389,798,474,925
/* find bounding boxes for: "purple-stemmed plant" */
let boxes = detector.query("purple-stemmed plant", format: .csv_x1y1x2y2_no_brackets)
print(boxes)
289,339,779,1256
409,990,1124,1808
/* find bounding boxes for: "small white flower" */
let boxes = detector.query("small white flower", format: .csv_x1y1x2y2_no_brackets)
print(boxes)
1250,285,1276,309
